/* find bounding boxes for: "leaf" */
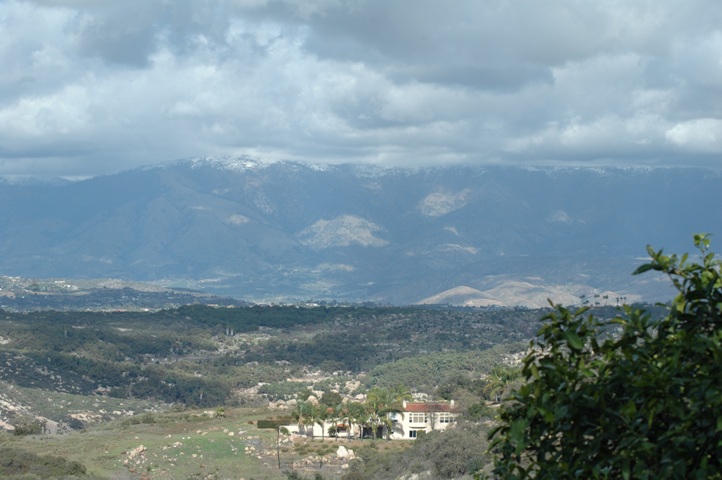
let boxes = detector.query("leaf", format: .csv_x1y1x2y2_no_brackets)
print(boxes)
633,263,655,275
563,330,583,351
621,400,637,419
622,458,631,480
510,418,528,455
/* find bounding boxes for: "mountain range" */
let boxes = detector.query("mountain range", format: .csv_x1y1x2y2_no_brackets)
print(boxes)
1,158,720,307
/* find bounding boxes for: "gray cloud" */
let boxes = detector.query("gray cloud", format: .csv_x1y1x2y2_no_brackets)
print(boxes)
1,0,722,176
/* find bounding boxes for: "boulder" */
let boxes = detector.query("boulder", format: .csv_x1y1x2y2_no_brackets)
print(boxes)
336,446,348,459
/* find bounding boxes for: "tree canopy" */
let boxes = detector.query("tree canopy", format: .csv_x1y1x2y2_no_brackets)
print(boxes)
488,234,722,479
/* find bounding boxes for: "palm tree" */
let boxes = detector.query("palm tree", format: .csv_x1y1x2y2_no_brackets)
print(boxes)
290,402,306,435
387,385,412,439
329,403,346,440
366,385,412,440
345,401,367,441
304,402,321,439
365,388,386,440
316,405,333,440
392,385,413,404
482,365,522,403
291,401,316,436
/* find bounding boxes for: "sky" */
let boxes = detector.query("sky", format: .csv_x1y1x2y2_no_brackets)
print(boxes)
2,0,722,178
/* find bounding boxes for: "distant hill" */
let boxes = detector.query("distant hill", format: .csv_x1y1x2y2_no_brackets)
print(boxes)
0,276,246,311
1,158,719,306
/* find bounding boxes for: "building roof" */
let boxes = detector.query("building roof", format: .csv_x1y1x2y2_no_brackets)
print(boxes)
402,401,460,413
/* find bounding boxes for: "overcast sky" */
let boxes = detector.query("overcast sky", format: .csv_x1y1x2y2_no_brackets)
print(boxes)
2,0,722,177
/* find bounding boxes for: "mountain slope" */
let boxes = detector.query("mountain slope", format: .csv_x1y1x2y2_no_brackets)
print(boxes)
1,159,719,305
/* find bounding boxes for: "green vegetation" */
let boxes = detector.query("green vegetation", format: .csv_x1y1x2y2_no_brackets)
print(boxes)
366,342,527,393
343,422,490,479
2,272,674,478
287,386,413,443
0,447,92,478
488,235,722,479
1,407,291,479
0,304,545,412
0,300,548,478
11,417,45,436
258,417,293,429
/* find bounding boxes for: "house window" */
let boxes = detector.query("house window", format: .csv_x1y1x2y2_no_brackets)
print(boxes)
409,430,417,438
438,412,455,424
408,413,427,424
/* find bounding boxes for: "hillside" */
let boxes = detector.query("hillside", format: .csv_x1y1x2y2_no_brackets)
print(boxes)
0,276,246,311
0,303,549,478
1,159,719,305
0,300,668,479
0,304,543,426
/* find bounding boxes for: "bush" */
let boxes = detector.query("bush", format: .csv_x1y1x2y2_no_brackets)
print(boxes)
349,423,490,479
12,417,45,436
488,235,722,479
0,447,87,477
122,412,156,426
257,418,291,429
466,402,496,421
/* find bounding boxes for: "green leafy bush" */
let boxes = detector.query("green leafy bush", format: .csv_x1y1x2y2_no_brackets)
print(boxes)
12,417,45,436
257,417,291,429
0,447,87,477
488,235,722,479
348,423,490,479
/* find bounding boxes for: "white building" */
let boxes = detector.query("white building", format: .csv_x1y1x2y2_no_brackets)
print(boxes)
389,400,460,439
283,400,461,440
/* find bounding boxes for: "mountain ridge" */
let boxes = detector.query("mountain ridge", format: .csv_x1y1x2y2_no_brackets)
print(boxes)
1,158,719,306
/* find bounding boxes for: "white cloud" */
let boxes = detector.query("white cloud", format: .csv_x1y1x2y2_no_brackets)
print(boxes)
2,0,722,176
666,118,722,151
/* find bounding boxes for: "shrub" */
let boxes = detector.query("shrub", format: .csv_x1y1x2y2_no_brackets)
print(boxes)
256,418,290,429
488,235,722,479
12,417,45,436
0,447,87,477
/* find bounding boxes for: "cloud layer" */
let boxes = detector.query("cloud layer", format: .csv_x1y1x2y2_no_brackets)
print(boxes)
2,0,722,176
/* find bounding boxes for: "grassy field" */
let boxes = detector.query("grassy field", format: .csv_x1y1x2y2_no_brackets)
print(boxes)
4,407,292,479
1,406,413,480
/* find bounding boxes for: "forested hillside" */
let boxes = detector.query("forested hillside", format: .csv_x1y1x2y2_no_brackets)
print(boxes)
0,305,549,410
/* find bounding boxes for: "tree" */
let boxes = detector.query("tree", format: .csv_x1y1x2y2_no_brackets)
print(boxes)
277,426,289,469
317,405,331,440
328,402,347,440
291,401,317,436
481,364,522,403
364,388,387,440
304,402,321,439
345,401,368,440
366,385,412,440
320,391,343,408
487,235,722,479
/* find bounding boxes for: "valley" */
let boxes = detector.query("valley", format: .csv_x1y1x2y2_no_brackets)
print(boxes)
0,302,602,479
0,160,710,478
